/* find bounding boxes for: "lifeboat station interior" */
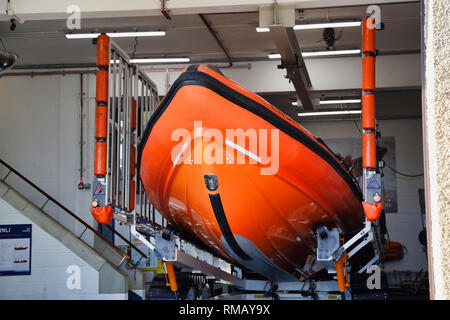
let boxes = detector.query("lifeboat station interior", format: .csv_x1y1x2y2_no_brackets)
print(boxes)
0,0,448,302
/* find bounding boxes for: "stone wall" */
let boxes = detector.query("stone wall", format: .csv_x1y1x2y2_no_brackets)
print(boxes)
423,0,450,300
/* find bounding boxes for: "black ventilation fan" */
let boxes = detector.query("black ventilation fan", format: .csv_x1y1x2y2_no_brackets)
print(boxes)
322,28,343,50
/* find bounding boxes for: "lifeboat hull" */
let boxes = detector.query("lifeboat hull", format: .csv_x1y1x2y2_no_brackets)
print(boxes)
139,65,364,281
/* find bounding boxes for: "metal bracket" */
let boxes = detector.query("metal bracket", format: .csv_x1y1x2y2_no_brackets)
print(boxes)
358,255,379,274
347,229,373,259
316,227,340,273
268,25,314,110
335,221,372,260
277,58,300,73
155,231,177,261
316,220,378,275
130,222,155,251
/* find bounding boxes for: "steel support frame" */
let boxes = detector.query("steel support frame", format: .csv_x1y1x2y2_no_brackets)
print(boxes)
154,227,346,299
269,25,314,110
102,38,161,251
152,227,345,299
316,220,381,275
98,35,382,299
262,3,313,110
105,39,158,213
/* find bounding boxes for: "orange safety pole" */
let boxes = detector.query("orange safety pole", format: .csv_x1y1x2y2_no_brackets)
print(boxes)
335,234,349,293
91,33,114,225
164,261,179,292
94,33,110,177
335,258,346,293
361,18,383,221
362,17,377,169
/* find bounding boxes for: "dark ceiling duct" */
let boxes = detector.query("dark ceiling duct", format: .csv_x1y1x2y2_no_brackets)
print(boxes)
0,50,18,74
199,14,233,68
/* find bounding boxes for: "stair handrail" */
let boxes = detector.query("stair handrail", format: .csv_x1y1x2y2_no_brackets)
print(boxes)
0,158,147,260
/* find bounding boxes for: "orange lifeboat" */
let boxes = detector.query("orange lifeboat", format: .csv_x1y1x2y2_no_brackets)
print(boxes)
139,65,364,281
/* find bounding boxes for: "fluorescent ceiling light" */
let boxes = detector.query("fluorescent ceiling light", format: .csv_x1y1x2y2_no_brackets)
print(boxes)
268,49,360,59
257,21,361,32
111,58,190,64
302,49,360,57
131,57,190,64
111,57,190,64
293,100,360,107
294,21,361,30
66,31,166,39
320,99,361,104
298,110,361,117
66,33,101,39
268,53,281,59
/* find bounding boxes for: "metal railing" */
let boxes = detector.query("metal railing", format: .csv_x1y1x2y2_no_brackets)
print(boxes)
105,39,166,228
0,158,147,260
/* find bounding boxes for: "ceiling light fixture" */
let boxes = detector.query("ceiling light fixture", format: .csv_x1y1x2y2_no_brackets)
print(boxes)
257,21,361,32
302,49,361,57
294,21,361,30
268,49,360,59
131,57,190,64
298,110,361,117
320,99,361,104
268,53,282,59
65,31,166,39
111,57,190,64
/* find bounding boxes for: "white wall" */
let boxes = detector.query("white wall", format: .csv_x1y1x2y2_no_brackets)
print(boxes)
0,72,97,232
0,71,126,299
301,118,427,272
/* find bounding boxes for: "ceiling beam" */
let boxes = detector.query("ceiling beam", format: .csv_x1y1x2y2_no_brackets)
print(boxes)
269,25,314,110
0,0,418,21
259,4,313,109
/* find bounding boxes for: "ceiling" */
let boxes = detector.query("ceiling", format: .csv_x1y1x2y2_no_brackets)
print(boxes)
260,88,422,122
0,1,422,120
0,2,420,66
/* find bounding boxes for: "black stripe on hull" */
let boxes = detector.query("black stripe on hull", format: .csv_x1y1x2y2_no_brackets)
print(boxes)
208,193,252,261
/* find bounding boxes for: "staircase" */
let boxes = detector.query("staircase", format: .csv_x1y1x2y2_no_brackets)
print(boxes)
0,158,145,295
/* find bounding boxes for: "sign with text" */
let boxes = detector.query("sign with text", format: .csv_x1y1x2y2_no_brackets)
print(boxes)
0,224,32,276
